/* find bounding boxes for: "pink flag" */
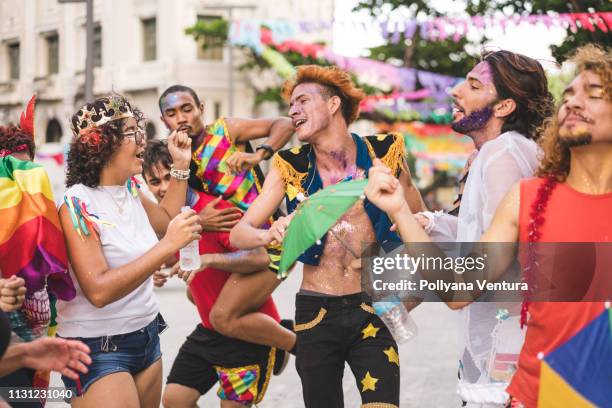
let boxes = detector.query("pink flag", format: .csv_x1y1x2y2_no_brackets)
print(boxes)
436,18,448,41
472,15,485,29
498,16,508,33
592,13,609,32
541,15,554,29
599,12,612,31
572,13,595,32
450,18,462,42
562,14,578,33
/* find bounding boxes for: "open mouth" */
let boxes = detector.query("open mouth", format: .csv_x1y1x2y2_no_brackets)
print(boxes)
136,151,144,160
294,118,307,129
178,125,191,132
452,103,465,115
452,103,466,121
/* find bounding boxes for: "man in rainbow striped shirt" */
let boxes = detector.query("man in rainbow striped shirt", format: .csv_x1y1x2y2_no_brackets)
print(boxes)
157,84,298,372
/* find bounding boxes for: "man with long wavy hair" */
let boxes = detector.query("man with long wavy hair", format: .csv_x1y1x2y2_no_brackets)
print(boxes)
364,44,612,408
417,50,553,407
230,65,424,407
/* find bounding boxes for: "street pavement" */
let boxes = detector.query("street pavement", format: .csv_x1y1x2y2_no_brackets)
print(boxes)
48,264,462,407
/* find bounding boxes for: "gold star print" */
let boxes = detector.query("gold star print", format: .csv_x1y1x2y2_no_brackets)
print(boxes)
362,323,380,339
383,346,400,366
361,371,378,392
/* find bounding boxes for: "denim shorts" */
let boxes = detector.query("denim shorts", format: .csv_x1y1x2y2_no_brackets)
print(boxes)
60,313,167,396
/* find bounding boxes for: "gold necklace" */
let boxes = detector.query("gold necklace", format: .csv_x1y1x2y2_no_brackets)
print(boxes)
103,187,128,214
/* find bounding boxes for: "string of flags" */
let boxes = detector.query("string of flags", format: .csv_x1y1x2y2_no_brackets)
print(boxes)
380,12,612,43
228,12,612,48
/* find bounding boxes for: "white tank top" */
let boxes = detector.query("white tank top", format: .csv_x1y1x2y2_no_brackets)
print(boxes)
56,183,159,337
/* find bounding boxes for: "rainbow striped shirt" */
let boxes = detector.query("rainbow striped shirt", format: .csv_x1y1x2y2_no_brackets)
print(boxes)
192,118,261,211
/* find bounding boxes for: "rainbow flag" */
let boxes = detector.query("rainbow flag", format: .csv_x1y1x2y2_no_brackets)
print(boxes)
538,307,612,407
0,156,75,300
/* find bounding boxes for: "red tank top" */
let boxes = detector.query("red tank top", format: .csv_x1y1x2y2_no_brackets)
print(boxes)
507,178,612,407
189,191,280,330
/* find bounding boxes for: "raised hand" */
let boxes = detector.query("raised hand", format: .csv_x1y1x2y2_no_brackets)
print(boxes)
167,129,192,170
364,159,408,217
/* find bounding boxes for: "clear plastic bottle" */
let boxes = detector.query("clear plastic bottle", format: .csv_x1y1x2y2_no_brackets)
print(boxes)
179,206,201,271
373,295,418,344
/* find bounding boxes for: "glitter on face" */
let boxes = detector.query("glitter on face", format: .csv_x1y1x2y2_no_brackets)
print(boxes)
162,93,182,111
451,106,494,134
470,61,494,86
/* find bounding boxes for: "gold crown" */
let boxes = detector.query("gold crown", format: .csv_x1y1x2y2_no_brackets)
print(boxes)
71,94,135,136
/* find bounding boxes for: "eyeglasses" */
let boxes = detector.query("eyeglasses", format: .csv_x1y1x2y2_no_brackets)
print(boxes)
120,128,145,145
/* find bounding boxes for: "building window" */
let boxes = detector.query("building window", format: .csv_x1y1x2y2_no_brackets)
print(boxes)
8,42,20,80
93,24,102,67
47,34,59,74
142,17,156,61
45,119,63,143
196,15,224,61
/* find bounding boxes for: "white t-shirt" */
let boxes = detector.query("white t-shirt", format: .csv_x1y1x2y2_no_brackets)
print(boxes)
56,183,159,337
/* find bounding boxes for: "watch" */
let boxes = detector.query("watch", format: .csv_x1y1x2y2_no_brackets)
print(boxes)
256,144,275,160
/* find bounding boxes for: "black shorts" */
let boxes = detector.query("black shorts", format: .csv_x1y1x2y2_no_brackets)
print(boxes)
295,292,400,408
167,324,275,405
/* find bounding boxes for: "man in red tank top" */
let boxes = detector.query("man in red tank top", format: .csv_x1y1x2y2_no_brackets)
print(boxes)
364,44,612,408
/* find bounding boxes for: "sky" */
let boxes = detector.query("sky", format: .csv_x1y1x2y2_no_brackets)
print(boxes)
332,0,567,71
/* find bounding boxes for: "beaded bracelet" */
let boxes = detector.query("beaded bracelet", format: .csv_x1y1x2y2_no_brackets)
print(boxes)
170,166,190,180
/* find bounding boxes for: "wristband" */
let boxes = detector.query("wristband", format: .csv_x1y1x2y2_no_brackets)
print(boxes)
170,166,190,181
256,144,275,160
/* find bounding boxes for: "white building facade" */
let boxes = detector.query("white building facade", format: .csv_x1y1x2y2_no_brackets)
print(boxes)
0,0,334,144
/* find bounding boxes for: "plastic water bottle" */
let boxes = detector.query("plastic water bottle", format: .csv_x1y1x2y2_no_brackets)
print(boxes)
179,206,201,271
373,295,418,344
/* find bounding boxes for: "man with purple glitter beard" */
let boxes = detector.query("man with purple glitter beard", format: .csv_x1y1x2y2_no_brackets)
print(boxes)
414,51,553,407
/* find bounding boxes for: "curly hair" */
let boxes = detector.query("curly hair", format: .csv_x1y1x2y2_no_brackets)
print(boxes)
482,50,554,140
0,125,35,159
536,44,612,181
281,65,366,124
66,97,144,188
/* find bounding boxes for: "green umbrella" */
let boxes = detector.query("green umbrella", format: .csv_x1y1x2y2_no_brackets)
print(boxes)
278,179,368,278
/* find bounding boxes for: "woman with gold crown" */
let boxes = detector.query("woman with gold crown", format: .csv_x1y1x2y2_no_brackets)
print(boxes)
56,94,201,407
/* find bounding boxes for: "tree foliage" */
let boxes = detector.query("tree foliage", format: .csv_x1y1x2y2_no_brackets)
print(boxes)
354,0,484,77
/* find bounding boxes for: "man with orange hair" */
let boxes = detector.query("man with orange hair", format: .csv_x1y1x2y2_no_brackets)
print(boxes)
230,65,424,407
364,44,612,408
